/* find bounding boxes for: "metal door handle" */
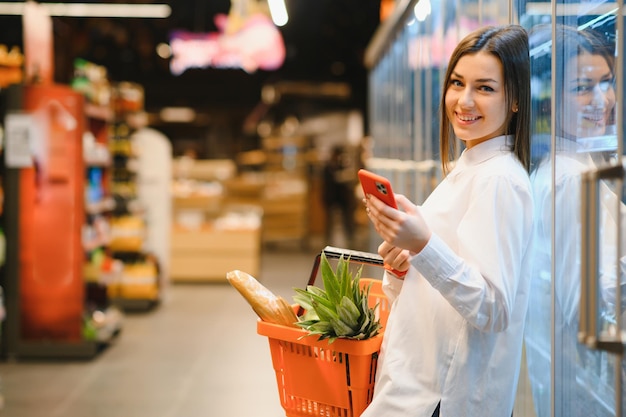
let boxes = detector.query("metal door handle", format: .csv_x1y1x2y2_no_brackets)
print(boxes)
579,163,625,354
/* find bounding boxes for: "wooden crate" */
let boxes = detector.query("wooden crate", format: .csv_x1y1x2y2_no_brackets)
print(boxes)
170,224,261,282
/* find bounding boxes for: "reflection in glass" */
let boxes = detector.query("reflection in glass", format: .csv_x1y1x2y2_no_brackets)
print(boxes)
525,22,625,417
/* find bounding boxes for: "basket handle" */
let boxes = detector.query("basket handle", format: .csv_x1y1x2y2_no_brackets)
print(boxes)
297,246,385,317
305,246,384,287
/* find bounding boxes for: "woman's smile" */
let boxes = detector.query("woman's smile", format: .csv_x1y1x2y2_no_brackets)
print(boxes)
455,113,482,123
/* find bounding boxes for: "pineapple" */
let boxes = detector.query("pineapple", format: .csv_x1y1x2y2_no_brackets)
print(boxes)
293,252,382,343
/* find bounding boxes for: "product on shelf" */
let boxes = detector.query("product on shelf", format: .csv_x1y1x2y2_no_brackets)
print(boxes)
109,215,145,252
0,44,23,88
71,58,111,107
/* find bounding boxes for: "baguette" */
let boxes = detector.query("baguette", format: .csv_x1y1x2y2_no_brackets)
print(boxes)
226,270,299,327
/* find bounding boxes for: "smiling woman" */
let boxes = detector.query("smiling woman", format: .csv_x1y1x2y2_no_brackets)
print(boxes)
361,24,533,417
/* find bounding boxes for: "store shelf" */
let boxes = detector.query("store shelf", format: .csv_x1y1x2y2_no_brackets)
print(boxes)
1,83,120,360
106,82,161,309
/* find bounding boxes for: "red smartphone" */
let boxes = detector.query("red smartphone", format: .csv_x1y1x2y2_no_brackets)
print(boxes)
358,169,407,278
358,169,397,209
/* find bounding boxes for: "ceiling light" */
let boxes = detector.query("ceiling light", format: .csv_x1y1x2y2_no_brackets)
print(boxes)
159,107,196,123
413,0,431,22
156,42,172,59
267,0,288,26
0,3,171,18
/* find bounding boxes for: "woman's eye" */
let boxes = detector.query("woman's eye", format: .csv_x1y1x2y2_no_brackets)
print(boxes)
599,79,615,92
479,85,495,92
450,79,462,87
571,84,593,94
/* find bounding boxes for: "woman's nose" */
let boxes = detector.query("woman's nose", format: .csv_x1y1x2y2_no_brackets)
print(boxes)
590,83,610,107
458,87,474,107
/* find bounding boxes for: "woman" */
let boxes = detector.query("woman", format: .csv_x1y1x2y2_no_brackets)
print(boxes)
362,25,533,417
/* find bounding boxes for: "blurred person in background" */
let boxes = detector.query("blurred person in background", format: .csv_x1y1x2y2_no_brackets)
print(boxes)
322,145,357,247
127,111,173,294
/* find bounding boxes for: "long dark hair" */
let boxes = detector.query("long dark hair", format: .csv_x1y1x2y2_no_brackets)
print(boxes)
439,25,531,175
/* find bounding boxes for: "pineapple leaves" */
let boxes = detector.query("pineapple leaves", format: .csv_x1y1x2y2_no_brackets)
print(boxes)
320,254,341,305
293,252,381,343
338,296,360,328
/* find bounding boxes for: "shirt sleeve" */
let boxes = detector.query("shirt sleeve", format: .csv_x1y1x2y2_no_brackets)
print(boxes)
410,173,533,332
382,270,404,303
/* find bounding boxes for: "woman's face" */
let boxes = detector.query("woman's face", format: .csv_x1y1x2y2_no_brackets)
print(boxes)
445,51,513,148
561,52,615,139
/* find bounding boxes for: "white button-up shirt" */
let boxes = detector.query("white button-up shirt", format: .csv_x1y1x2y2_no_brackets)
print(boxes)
362,135,534,417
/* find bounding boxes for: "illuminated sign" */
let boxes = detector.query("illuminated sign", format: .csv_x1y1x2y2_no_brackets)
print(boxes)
169,13,286,75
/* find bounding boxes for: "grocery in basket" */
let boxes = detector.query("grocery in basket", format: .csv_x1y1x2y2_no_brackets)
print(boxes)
228,246,390,417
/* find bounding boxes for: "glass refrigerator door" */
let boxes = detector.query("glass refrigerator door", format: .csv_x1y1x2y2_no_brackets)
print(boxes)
577,3,626,416
523,1,624,416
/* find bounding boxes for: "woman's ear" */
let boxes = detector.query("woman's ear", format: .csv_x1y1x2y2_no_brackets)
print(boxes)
512,102,519,113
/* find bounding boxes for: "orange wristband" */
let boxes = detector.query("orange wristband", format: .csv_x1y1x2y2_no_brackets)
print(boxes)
384,263,408,278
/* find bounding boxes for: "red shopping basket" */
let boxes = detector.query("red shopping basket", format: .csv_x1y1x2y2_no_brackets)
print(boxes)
257,247,390,417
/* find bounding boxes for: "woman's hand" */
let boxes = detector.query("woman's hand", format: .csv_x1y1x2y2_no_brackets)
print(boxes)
365,193,432,254
378,241,411,278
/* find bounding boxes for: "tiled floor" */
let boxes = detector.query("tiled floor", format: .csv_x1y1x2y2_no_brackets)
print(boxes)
0,243,333,417
0,229,536,417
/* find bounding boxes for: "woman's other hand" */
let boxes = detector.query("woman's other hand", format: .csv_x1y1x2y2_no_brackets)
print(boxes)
365,193,432,254
377,241,411,278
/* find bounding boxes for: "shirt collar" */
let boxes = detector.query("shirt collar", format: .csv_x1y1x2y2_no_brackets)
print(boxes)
554,136,601,166
554,136,582,153
448,135,514,178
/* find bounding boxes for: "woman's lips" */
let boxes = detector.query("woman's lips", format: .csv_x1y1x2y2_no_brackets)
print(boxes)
580,111,607,125
456,113,481,123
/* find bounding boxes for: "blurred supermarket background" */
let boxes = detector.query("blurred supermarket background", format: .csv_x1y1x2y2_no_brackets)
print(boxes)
0,2,390,415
